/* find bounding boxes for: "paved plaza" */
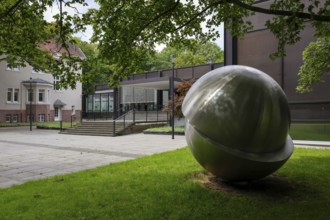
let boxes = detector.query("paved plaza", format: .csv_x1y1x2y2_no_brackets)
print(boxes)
0,127,187,188
1,127,329,189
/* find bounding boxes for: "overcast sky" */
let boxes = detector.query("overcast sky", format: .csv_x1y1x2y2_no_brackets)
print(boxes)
44,1,224,50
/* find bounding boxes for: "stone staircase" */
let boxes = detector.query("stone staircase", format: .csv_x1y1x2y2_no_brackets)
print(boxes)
62,121,132,136
62,110,169,137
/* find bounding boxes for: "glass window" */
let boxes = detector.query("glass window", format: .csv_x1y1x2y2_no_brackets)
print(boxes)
38,114,45,122
12,114,18,123
146,89,156,103
87,95,93,112
38,89,45,102
94,95,100,111
109,93,114,112
53,76,61,90
7,89,12,102
14,89,19,102
5,114,11,123
101,94,108,112
28,89,34,102
7,88,19,103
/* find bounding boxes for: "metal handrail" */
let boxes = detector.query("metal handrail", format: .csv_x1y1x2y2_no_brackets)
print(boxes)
112,107,169,136
112,110,135,137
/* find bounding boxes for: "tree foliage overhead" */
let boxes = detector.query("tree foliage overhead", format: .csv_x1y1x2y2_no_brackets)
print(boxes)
0,0,87,89
298,36,330,93
87,0,253,85
87,0,330,88
143,40,224,71
73,37,112,94
1,0,330,90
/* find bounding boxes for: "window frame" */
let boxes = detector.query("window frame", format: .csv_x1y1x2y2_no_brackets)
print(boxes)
27,89,34,102
54,107,59,117
53,76,62,91
38,114,45,122
7,88,12,102
38,89,45,103
13,88,19,103
12,114,18,123
5,114,11,123
6,88,19,103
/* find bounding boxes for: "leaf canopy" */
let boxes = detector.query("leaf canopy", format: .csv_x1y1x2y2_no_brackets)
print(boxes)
1,0,330,90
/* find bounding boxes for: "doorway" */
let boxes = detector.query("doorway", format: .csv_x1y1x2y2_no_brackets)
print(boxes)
54,107,62,121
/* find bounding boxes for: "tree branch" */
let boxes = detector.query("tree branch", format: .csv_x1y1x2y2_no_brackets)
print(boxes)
58,0,72,57
0,0,25,20
172,0,224,32
172,0,330,34
229,0,330,22
135,0,181,38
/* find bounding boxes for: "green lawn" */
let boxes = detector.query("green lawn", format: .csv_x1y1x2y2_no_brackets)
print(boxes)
36,121,80,129
0,147,329,220
0,122,36,127
144,125,185,134
145,123,330,141
290,123,330,141
0,122,79,129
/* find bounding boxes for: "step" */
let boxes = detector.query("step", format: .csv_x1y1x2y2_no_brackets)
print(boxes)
62,121,130,136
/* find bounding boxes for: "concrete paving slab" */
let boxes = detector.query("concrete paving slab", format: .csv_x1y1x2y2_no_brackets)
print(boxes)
0,127,187,188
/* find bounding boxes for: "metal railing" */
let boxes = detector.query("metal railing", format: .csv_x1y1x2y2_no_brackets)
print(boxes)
112,108,169,136
113,109,135,134
122,62,224,82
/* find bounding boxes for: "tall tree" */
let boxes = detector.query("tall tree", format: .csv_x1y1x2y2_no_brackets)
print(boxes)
144,40,224,71
297,21,330,92
2,1,330,89
297,37,330,93
0,0,87,89
73,37,113,94
87,0,330,87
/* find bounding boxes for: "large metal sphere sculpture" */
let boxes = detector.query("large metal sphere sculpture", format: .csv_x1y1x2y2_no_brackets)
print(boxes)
182,65,294,182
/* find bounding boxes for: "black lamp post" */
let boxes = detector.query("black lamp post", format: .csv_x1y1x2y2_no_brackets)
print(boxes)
29,77,32,131
171,54,175,140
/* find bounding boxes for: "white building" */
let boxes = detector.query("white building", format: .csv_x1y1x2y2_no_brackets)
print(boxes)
0,41,85,123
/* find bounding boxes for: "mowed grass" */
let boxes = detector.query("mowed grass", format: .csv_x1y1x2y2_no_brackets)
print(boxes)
0,122,36,127
144,125,185,134
146,123,330,141
0,122,79,129
36,121,80,129
290,123,330,141
0,148,330,220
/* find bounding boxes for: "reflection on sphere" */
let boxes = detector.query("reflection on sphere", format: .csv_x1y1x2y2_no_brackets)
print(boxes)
183,65,294,182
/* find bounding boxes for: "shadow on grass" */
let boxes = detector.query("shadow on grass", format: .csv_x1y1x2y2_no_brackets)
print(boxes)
189,170,319,201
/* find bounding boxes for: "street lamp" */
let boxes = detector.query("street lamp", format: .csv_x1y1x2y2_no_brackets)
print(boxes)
29,77,32,131
171,54,175,139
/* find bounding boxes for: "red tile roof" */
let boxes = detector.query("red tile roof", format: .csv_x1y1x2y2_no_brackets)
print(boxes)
39,40,86,59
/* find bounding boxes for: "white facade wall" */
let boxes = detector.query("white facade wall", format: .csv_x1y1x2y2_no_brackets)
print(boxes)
0,60,82,122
